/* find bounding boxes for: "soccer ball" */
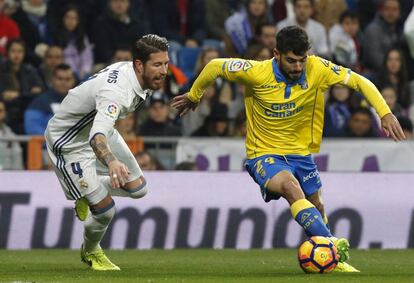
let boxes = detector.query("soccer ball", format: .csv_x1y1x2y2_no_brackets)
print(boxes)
298,236,339,273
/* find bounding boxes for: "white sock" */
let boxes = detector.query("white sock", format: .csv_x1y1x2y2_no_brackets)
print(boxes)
83,204,115,253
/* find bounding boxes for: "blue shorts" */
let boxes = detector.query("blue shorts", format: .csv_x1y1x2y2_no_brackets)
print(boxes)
245,154,322,202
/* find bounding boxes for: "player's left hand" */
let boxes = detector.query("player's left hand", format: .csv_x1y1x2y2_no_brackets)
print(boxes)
381,113,406,142
171,93,198,117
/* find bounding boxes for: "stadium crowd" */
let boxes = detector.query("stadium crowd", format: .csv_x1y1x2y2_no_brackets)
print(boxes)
0,0,413,170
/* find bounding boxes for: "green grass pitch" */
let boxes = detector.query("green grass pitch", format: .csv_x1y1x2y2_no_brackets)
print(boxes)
1,249,414,283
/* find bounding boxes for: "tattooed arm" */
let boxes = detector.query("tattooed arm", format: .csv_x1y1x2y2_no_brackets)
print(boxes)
90,134,116,166
90,133,129,188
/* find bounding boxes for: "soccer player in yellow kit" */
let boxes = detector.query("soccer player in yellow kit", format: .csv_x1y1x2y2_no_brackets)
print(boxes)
172,26,406,272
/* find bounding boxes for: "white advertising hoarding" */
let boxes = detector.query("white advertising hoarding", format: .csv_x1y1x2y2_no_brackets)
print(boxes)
176,138,414,172
0,171,413,250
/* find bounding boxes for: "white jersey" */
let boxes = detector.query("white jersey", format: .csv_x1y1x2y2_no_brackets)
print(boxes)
45,61,149,155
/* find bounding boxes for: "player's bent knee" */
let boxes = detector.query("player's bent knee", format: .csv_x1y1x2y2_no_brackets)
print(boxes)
123,176,148,199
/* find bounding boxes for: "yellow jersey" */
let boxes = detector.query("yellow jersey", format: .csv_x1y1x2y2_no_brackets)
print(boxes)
187,56,391,158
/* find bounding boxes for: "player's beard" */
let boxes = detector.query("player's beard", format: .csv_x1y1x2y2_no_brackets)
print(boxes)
143,73,165,90
279,61,302,82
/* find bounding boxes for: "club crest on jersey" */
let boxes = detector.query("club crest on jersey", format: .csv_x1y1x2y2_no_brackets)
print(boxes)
105,103,119,119
300,80,308,90
228,60,252,72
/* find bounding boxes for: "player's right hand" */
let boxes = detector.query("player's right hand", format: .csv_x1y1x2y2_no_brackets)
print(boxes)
381,113,406,142
171,93,198,117
108,160,130,189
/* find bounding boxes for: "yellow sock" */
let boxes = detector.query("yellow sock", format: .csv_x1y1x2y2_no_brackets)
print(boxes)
290,199,315,218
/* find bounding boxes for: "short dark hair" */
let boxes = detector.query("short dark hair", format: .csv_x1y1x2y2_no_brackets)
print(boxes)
276,26,311,55
6,38,26,53
339,10,358,23
133,34,169,64
53,63,72,76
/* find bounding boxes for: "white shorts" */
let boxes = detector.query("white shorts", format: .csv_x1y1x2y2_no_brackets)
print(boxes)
46,130,143,204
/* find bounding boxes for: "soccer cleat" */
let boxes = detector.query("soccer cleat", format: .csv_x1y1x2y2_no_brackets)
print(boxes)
334,262,360,272
80,244,120,271
330,237,350,262
74,197,89,221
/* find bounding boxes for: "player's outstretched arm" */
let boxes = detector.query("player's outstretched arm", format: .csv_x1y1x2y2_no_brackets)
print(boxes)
171,92,198,117
90,134,130,188
381,113,406,142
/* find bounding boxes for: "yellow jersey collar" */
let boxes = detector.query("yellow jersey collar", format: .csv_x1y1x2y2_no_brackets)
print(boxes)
272,58,306,99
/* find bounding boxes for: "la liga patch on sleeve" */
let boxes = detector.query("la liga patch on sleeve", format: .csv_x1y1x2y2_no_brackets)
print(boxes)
227,60,252,72
104,103,120,120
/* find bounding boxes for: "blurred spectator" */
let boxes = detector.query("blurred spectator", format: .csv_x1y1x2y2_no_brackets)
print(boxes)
329,10,362,71
0,99,23,170
362,0,402,72
12,0,49,65
231,109,247,137
181,47,241,136
379,85,406,117
404,4,414,60
314,0,347,31
192,103,231,137
375,48,410,109
403,6,414,81
135,150,164,170
111,45,133,63
47,0,104,39
324,85,354,137
52,4,93,80
271,0,287,23
175,161,198,171
139,92,182,136
163,64,188,98
0,0,20,57
397,116,413,139
0,39,44,134
38,45,64,88
24,64,75,135
92,0,148,64
345,107,379,138
147,0,206,48
277,0,330,57
205,0,233,42
115,112,138,140
245,43,272,60
255,22,277,52
357,0,377,30
224,0,271,56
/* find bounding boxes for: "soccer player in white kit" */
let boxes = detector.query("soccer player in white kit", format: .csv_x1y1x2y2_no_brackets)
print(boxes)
45,34,169,271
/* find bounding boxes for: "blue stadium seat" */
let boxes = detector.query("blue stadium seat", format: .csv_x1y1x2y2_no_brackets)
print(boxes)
177,47,201,79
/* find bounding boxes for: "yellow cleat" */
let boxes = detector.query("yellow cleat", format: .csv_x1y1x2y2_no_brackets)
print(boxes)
330,237,350,262
74,197,89,221
81,245,120,271
334,262,360,272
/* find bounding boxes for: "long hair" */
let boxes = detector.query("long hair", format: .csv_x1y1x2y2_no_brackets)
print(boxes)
133,34,169,64
55,4,86,52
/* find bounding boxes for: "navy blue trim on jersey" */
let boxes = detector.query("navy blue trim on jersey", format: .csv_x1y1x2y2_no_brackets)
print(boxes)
52,110,97,199
57,154,81,199
52,110,97,154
